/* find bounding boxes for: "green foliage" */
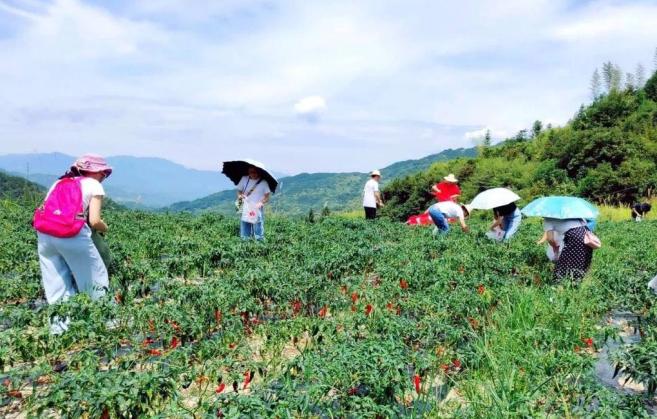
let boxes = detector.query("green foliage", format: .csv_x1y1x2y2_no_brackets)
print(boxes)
1,200,656,417
383,80,657,220
0,171,44,204
645,70,657,102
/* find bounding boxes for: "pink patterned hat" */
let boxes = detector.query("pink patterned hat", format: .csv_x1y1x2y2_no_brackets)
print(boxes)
72,154,113,177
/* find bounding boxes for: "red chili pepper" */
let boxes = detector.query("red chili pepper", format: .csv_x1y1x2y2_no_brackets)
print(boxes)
318,305,328,317
142,337,154,347
243,370,251,389
452,359,462,369
351,292,359,303
228,342,237,350
148,349,162,356
477,284,485,295
351,305,357,312
386,302,394,311
114,292,123,304
215,383,226,394
581,337,594,348
400,279,409,289
574,345,581,353
214,309,222,323
292,300,302,314
170,336,180,349
365,304,373,316
348,387,358,396
413,374,421,393
7,389,22,398
339,285,348,295
440,364,450,374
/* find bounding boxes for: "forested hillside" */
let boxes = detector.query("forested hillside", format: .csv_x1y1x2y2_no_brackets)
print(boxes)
168,148,476,215
0,171,44,201
383,66,657,220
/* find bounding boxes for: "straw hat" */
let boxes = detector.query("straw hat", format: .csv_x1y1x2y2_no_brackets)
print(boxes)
443,173,458,183
370,170,382,177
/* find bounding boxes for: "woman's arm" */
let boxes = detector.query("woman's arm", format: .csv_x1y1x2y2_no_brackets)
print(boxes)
257,192,271,208
88,195,108,233
491,215,502,230
537,231,548,244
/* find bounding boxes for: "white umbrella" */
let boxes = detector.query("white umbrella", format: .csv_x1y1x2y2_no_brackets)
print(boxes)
469,188,521,210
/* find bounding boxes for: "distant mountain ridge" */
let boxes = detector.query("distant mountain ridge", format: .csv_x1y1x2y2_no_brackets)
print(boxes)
0,153,235,208
167,147,477,214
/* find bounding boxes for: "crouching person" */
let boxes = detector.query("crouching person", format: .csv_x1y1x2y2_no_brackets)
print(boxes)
33,154,112,334
428,201,471,234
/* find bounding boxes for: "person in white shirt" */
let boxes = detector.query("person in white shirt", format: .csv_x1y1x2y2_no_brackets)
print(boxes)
236,165,271,240
36,154,112,334
363,170,384,219
427,201,471,234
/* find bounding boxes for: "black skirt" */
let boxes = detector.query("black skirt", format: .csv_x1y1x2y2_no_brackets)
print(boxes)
554,226,593,281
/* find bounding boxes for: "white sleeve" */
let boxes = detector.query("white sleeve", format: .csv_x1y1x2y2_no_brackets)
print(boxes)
89,179,105,196
236,176,246,191
373,181,379,192
262,181,271,194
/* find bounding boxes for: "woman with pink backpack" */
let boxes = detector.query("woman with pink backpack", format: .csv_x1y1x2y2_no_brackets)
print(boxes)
33,154,112,334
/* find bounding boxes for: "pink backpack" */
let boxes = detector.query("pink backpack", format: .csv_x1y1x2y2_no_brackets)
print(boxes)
33,177,86,238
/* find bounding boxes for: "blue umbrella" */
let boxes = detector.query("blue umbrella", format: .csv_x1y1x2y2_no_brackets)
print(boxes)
521,196,599,220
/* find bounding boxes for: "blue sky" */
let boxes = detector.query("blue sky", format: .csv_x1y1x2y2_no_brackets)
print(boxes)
1,0,656,174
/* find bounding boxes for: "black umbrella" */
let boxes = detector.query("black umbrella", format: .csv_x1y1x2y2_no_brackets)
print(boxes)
221,159,279,193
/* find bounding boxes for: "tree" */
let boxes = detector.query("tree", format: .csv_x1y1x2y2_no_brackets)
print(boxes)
602,61,614,92
483,129,492,147
531,120,543,138
602,61,623,92
645,70,657,101
321,203,331,217
590,69,601,99
306,208,315,223
611,64,623,92
625,72,636,91
513,129,528,141
635,63,646,88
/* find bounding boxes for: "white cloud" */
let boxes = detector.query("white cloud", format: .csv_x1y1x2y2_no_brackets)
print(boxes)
1,0,657,174
293,95,326,121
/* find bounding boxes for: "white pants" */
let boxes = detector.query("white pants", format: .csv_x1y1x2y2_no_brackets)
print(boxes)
37,225,109,305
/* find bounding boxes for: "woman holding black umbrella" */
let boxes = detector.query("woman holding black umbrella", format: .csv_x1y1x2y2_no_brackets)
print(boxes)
222,159,278,241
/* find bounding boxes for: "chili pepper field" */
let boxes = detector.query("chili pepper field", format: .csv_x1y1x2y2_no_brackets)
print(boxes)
1,199,656,417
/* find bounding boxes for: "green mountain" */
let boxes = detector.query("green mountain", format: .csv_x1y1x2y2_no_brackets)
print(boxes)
167,147,477,214
382,70,657,220
0,170,45,202
0,153,236,208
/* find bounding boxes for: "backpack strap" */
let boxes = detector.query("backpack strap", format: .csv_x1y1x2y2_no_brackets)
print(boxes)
244,179,263,197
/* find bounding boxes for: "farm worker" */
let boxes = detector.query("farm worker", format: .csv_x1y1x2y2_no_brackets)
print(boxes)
363,170,384,220
537,218,592,281
33,154,112,334
631,202,651,221
432,173,461,202
236,165,271,240
428,201,471,234
490,202,522,240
